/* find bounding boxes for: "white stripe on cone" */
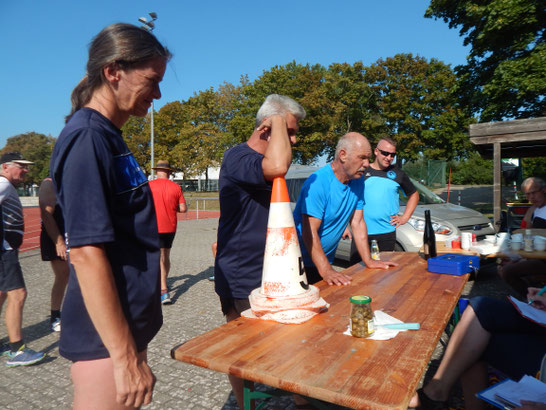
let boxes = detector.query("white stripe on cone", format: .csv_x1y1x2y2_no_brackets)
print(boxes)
261,202,308,297
244,188,329,324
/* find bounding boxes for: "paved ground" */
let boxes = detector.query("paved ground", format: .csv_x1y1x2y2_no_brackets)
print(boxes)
0,214,515,409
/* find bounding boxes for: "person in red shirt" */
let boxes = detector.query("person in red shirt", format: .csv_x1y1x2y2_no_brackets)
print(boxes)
149,160,187,304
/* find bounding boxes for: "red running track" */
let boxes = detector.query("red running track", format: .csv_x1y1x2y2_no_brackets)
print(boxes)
20,207,219,254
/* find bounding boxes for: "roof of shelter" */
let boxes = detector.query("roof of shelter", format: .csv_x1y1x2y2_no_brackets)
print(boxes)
469,117,546,158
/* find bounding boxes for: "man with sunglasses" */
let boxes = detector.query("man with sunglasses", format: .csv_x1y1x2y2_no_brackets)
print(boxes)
0,152,46,367
362,137,419,251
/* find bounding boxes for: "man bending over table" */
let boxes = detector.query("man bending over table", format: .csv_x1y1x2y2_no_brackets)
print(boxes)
293,132,397,286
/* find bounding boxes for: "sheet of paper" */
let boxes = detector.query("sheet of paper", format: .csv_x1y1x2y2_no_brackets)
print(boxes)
496,375,546,407
478,376,546,409
509,296,546,326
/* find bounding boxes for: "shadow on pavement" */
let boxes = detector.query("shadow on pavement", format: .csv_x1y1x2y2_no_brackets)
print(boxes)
168,266,214,304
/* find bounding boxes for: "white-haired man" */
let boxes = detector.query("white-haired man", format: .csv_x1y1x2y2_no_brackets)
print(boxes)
0,152,46,367
214,94,306,408
294,133,397,287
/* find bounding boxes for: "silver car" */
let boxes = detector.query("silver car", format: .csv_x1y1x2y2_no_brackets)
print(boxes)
286,165,496,262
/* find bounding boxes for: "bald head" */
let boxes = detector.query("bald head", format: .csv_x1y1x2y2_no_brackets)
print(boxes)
332,132,372,183
335,132,371,158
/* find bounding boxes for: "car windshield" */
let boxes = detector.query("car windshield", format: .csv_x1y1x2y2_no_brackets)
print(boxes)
400,178,445,205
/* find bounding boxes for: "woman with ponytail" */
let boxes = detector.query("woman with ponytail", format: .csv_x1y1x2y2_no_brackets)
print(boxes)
50,23,171,409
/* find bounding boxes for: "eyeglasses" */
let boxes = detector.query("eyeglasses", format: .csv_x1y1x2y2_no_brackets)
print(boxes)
6,162,29,170
378,149,396,158
525,189,542,197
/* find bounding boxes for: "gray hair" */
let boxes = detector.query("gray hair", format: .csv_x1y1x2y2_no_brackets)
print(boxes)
255,94,306,128
66,23,172,122
335,132,366,157
522,177,545,190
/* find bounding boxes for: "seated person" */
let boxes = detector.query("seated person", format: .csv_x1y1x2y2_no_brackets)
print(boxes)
499,177,546,298
409,287,546,410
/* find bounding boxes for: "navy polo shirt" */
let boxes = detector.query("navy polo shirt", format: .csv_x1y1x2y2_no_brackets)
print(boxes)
50,108,162,361
214,143,271,299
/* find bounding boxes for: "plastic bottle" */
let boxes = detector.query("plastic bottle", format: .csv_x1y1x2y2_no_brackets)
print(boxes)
371,240,380,260
524,229,533,252
423,210,437,259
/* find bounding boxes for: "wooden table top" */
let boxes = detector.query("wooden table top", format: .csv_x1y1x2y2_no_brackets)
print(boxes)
171,252,468,409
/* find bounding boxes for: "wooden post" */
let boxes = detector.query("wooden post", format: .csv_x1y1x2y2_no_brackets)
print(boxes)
493,142,501,232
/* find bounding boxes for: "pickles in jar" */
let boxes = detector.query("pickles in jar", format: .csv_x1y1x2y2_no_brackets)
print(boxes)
350,295,374,337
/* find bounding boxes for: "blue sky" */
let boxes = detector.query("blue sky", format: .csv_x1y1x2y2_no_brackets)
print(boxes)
0,0,468,147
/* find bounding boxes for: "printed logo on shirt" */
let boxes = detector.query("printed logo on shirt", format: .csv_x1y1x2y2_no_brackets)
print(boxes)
387,170,396,179
113,153,148,194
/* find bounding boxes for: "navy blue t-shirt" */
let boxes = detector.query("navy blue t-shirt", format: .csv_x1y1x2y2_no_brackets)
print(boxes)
50,108,162,361
214,143,271,299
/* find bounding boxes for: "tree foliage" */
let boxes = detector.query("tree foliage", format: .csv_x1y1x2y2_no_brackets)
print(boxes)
7,55,477,176
363,54,473,162
426,0,546,121
447,152,494,185
1,132,56,186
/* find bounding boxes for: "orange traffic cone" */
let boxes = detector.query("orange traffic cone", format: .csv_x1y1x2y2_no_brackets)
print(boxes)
242,177,329,324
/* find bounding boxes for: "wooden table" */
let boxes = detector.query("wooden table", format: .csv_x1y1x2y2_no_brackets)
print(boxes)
171,253,468,409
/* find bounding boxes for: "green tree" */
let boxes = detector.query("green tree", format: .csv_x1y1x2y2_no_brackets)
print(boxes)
522,157,546,181
447,152,494,184
122,116,149,172
426,0,546,121
321,62,380,161
1,132,56,186
363,53,473,162
243,61,330,164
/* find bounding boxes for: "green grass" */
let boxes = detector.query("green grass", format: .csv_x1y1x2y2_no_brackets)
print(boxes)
185,192,220,211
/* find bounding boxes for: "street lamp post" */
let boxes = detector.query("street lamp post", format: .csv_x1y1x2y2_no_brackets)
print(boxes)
138,12,158,178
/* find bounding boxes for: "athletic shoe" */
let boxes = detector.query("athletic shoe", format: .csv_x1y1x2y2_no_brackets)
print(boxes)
161,292,172,305
0,344,10,357
6,345,46,367
51,317,61,332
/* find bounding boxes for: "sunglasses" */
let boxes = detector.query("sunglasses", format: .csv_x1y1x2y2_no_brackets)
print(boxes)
377,149,396,158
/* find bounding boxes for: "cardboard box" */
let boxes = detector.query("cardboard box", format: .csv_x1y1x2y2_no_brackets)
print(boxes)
427,254,480,276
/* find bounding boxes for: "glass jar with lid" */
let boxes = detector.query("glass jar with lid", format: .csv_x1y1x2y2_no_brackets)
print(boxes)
350,295,374,338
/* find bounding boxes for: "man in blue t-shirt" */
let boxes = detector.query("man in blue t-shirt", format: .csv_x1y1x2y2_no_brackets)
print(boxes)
363,137,419,251
294,133,397,286
214,94,306,409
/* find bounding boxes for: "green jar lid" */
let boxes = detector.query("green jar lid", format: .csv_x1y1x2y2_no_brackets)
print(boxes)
350,295,372,304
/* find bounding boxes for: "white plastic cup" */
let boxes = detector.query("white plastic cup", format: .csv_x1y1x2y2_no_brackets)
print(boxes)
534,237,546,251
512,233,523,242
461,232,472,250
511,240,522,251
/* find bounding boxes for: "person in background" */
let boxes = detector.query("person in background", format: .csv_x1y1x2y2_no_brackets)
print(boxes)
149,160,187,305
39,177,69,332
409,287,546,410
499,177,546,298
293,132,397,286
521,177,546,229
362,137,419,251
214,94,306,409
0,152,46,367
50,23,171,408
